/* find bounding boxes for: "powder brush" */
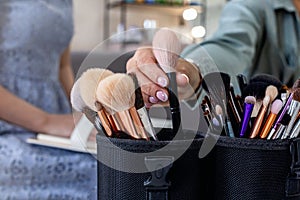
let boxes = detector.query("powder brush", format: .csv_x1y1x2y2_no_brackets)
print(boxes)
70,77,109,137
95,73,150,140
79,68,114,111
152,28,182,135
79,68,115,137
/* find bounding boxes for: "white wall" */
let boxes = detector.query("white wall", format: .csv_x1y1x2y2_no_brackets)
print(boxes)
70,0,226,52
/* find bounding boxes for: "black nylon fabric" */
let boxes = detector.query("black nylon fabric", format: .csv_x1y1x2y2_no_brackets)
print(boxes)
97,131,293,200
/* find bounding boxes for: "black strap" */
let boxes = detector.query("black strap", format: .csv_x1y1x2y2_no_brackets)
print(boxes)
144,156,174,200
286,138,300,198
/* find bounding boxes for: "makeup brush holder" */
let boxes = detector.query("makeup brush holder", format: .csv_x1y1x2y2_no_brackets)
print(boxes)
96,128,300,200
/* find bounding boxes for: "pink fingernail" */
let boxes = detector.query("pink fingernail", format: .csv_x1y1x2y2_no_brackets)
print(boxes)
156,91,168,102
157,77,168,87
149,96,159,104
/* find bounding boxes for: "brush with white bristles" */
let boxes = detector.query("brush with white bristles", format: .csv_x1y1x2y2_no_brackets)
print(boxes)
95,73,150,140
70,77,107,137
78,68,114,137
152,28,182,135
79,68,114,111
249,85,278,138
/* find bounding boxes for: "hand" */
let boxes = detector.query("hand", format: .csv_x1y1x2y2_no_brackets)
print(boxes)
41,114,75,138
126,47,202,108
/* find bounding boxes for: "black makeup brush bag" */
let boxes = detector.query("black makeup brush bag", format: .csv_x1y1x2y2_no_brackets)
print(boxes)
96,127,300,200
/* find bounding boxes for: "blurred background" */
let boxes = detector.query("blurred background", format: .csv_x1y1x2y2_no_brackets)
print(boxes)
70,0,227,74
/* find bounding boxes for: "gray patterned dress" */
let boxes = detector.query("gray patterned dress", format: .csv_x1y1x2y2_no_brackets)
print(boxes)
0,0,97,199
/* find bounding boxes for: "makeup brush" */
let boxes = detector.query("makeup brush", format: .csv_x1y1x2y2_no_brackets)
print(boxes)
70,78,108,136
78,68,115,137
128,73,157,140
249,85,278,138
249,73,283,91
242,81,269,100
152,28,182,135
269,92,294,138
260,99,283,139
292,78,300,90
79,68,114,111
239,96,256,138
281,89,300,139
290,118,300,138
236,73,248,96
95,73,150,140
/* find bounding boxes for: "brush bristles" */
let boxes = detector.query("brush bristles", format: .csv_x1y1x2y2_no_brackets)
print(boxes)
152,28,182,73
265,85,278,102
271,99,283,114
70,78,86,112
215,104,223,115
263,95,270,107
292,79,300,90
244,96,256,105
96,73,136,114
293,88,300,102
79,68,114,111
251,100,262,118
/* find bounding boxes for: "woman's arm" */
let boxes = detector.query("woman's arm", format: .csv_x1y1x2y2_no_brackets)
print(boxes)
59,46,75,100
0,86,74,137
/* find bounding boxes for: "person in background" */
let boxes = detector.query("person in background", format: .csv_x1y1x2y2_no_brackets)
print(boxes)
126,0,300,107
0,1,96,199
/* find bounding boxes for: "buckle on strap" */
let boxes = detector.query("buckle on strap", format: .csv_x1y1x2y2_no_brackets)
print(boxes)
144,156,174,200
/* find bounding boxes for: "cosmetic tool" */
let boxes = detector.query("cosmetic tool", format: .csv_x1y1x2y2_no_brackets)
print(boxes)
249,73,283,91
202,72,235,136
236,73,248,97
239,96,256,138
272,114,291,139
249,85,278,138
79,68,114,111
70,77,109,136
128,73,157,140
96,73,150,140
290,118,300,138
260,99,283,139
78,68,116,137
268,92,294,138
152,28,182,135
281,89,300,139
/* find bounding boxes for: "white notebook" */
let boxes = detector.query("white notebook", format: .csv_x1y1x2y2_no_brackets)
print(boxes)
26,115,97,154
26,116,172,154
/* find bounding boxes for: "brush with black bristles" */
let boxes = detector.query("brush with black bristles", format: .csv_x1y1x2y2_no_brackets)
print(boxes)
78,68,115,137
152,28,182,135
96,73,150,140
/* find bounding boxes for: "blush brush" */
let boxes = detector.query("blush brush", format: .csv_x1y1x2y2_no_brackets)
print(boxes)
70,77,105,135
152,28,182,135
78,68,115,137
96,73,150,140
